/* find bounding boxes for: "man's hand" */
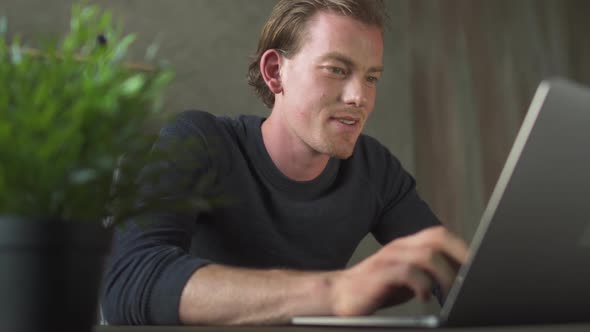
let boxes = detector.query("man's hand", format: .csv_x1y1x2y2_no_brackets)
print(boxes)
330,226,469,316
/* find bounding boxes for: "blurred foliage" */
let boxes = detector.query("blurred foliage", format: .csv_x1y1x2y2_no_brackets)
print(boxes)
0,2,178,223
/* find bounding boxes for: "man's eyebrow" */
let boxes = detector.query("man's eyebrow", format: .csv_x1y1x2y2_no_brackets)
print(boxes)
320,52,384,73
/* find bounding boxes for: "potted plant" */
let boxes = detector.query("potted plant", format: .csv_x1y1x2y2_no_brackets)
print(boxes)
0,3,174,331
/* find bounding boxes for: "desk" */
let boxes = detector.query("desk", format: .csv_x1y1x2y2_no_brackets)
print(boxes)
95,324,590,332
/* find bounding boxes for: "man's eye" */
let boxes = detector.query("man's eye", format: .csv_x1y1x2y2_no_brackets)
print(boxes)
367,76,380,84
328,67,347,76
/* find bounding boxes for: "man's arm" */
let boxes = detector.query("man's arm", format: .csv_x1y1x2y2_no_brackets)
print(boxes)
179,226,468,325
179,265,334,325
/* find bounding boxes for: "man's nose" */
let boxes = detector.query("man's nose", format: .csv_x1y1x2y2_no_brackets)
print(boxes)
342,77,368,108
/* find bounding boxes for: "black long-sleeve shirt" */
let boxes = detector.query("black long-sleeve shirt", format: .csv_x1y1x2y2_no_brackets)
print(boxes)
100,110,440,325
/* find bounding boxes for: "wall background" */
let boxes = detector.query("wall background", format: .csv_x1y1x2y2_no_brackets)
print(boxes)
3,0,589,316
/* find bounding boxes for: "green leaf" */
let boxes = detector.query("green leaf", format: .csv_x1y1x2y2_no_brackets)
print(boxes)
110,33,136,63
120,75,145,96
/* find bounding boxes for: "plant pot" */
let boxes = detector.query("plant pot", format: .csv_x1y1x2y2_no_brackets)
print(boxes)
0,216,113,332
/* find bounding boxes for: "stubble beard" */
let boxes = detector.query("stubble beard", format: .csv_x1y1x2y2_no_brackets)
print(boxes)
289,110,363,160
309,124,359,160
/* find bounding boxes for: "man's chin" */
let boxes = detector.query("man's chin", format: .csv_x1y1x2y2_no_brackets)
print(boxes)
314,135,357,159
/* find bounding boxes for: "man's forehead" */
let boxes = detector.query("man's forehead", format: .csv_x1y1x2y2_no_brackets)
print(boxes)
305,10,383,37
297,12,384,69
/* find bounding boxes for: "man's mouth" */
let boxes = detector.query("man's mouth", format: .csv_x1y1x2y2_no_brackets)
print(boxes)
331,113,362,126
336,118,357,125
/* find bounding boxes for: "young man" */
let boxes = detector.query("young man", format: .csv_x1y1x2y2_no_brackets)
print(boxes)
101,0,468,325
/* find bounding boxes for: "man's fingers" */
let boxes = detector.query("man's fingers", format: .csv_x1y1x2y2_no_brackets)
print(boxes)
390,265,433,302
440,229,469,265
335,261,434,316
384,245,456,296
412,248,456,296
401,226,469,266
379,226,469,297
344,226,469,312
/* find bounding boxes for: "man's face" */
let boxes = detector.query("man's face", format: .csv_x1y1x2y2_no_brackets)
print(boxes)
277,11,384,159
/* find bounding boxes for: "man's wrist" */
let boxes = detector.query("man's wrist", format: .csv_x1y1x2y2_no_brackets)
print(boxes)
282,269,341,318
310,270,342,317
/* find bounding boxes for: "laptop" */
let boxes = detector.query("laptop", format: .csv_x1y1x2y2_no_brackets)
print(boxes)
292,78,590,327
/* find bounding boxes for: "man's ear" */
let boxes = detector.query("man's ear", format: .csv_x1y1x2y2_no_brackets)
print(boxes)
260,49,283,94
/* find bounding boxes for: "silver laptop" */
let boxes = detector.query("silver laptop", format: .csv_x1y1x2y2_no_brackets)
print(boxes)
293,78,590,327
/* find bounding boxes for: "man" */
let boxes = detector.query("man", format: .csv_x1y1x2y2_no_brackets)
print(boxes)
101,0,468,325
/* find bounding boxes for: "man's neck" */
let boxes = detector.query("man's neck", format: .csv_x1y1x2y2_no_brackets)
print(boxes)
261,111,330,182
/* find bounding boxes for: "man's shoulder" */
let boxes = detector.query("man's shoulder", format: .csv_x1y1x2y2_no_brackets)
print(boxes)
165,110,258,139
155,110,239,160
162,110,263,163
167,110,224,135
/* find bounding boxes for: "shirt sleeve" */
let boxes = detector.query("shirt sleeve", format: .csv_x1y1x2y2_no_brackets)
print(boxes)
100,111,217,325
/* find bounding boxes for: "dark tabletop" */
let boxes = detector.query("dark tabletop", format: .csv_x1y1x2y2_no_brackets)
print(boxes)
94,323,590,332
